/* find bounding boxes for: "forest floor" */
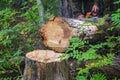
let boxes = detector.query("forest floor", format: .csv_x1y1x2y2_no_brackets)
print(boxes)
1,17,120,80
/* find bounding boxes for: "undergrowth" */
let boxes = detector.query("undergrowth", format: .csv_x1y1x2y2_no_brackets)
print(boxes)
64,0,120,80
0,0,59,79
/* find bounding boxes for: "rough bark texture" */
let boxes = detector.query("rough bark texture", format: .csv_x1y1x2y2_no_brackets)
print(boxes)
39,17,72,53
21,50,70,80
63,17,98,39
60,0,72,18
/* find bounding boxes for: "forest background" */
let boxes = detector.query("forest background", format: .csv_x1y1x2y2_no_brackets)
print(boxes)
0,0,120,80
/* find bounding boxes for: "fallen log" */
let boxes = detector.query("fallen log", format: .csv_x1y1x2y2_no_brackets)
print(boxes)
63,17,104,39
39,17,99,52
21,50,70,80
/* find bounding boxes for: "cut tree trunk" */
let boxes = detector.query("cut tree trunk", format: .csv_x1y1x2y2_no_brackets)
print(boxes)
21,50,70,80
39,17,73,53
63,17,99,39
39,17,100,52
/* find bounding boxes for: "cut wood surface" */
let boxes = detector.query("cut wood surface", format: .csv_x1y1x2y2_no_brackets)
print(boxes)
21,50,70,80
39,16,113,53
26,50,63,63
39,17,72,53
39,17,99,52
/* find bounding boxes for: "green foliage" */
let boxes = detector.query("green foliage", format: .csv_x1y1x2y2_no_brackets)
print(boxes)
65,37,115,75
65,1,120,79
114,0,120,4
77,54,114,74
0,0,60,79
21,1,41,24
42,0,60,16
107,0,120,30
90,73,107,80
65,36,116,79
76,73,107,80
1,0,120,80
0,8,16,29
65,5,120,77
76,75,87,80
0,0,13,9
112,9,120,27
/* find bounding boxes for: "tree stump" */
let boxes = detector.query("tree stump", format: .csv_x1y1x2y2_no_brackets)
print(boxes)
21,50,70,80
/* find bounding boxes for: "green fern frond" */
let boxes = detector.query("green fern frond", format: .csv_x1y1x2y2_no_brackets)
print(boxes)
77,54,114,74
90,73,107,80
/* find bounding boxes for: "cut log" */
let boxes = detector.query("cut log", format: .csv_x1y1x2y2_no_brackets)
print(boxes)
39,17,99,52
39,17,111,52
21,50,70,80
39,17,72,53
63,17,99,39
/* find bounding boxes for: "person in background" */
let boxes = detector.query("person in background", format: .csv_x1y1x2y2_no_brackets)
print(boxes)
68,0,104,19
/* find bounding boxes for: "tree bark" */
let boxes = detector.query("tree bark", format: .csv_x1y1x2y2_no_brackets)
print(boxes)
21,50,70,80
63,17,98,39
36,0,45,23
60,0,72,18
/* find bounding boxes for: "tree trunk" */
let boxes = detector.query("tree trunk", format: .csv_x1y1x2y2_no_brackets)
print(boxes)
60,0,72,18
21,50,70,80
39,17,73,53
39,16,109,52
36,0,45,23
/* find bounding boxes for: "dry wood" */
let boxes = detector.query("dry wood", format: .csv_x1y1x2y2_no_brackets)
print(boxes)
21,50,70,80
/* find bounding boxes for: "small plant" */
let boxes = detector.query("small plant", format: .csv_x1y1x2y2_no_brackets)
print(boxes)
90,73,107,80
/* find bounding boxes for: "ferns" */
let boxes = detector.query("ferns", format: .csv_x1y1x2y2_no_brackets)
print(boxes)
64,1,120,77
76,73,107,80
65,37,115,79
90,73,107,80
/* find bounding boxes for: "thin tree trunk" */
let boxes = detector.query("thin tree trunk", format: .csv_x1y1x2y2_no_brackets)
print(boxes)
36,0,45,23
60,0,72,18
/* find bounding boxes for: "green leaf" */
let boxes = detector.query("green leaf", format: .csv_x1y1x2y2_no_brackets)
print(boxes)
91,73,107,80
76,76,87,80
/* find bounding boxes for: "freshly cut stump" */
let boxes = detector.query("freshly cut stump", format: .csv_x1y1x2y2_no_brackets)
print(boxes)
21,50,70,80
